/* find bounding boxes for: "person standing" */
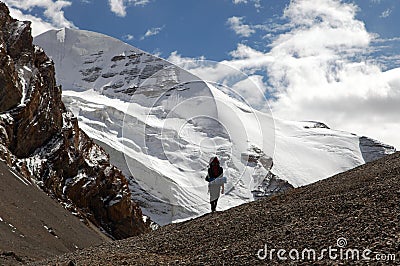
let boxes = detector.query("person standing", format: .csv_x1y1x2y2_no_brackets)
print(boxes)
206,157,225,212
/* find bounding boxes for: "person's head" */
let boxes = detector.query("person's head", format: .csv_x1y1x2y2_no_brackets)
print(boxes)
209,156,219,167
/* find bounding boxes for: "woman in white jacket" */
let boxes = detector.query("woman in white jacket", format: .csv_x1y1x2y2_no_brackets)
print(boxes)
206,157,225,212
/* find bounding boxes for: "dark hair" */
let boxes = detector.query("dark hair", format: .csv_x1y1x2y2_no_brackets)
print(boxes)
208,157,223,178
209,157,219,166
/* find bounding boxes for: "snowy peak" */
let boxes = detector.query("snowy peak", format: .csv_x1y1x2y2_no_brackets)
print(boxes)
34,27,395,225
34,28,174,99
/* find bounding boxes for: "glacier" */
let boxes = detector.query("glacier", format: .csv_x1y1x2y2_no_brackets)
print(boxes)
34,28,395,225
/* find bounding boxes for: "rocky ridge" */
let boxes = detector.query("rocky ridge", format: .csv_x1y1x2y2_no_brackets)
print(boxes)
0,2,148,239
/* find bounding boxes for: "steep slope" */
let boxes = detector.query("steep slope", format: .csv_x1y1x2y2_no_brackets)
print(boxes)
0,2,148,239
33,151,400,265
0,161,106,265
34,28,396,225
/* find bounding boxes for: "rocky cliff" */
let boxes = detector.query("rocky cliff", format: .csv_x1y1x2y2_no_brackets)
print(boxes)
0,2,148,239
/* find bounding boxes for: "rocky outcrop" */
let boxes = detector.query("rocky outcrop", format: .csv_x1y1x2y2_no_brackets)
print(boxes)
252,172,294,198
0,2,149,239
0,5,22,112
359,136,396,163
241,146,294,198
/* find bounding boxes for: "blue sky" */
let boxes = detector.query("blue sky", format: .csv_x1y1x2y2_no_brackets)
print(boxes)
3,0,400,149
4,0,400,61
82,0,399,67
52,0,287,59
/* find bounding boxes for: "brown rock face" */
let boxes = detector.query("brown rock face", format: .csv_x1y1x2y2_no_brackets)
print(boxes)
0,3,63,157
0,4,21,112
0,54,20,112
0,2,149,239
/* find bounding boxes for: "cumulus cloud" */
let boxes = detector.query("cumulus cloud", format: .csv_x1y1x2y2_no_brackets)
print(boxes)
7,8,56,36
168,51,206,69
172,0,400,149
3,0,75,36
109,0,126,16
267,0,400,148
168,50,269,110
108,0,150,17
230,75,268,107
227,16,255,37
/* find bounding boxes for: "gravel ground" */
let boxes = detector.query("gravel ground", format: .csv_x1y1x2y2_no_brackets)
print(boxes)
0,161,106,266
31,152,400,265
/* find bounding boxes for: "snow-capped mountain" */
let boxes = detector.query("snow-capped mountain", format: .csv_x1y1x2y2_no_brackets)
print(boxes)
34,28,395,225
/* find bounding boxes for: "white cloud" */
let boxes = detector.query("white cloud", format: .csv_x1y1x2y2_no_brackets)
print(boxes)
380,8,392,18
123,34,134,41
265,0,400,149
108,0,150,17
171,0,400,149
232,0,247,3
7,8,55,36
141,26,164,40
133,0,150,5
167,50,270,109
373,36,400,43
232,0,261,10
231,75,268,107
109,0,126,17
227,16,255,37
3,0,75,36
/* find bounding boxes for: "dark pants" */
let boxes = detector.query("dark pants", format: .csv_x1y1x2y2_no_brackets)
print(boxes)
210,198,218,212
